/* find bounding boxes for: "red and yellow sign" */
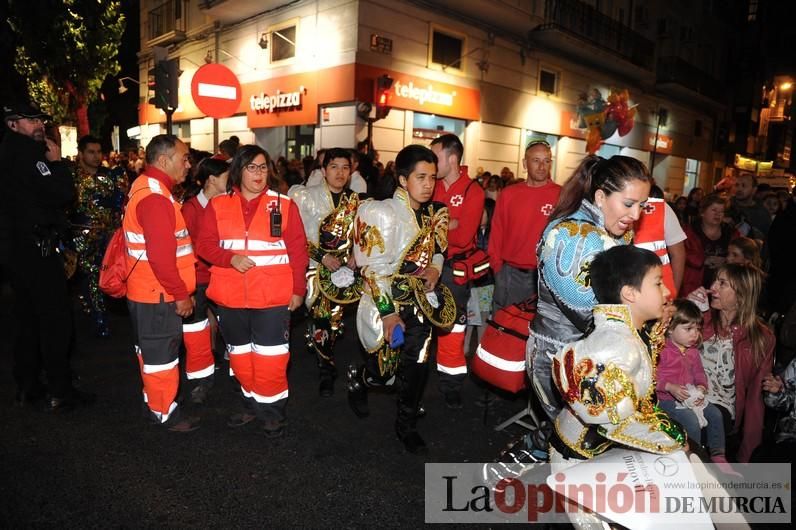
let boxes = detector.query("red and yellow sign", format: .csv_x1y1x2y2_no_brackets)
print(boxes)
645,132,673,154
355,64,480,121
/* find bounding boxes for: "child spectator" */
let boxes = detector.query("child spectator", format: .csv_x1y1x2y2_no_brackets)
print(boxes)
726,236,762,268
656,299,734,471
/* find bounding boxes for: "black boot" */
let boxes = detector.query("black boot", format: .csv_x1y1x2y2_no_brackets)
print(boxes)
346,364,369,418
395,366,427,455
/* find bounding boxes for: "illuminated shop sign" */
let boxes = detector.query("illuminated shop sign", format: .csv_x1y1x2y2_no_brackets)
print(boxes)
250,86,305,113
393,80,455,107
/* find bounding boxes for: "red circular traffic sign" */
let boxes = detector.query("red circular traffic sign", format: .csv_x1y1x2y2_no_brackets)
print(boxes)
190,63,242,119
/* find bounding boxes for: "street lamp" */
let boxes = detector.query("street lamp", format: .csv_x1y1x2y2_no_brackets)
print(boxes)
118,77,140,94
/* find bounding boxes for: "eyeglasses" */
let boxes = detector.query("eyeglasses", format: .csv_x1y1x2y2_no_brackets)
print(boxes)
245,163,269,173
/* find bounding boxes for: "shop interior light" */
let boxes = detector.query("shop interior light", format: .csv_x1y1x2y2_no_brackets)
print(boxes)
781,82,792,90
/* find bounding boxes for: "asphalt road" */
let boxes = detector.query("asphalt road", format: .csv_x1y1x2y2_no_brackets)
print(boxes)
0,288,531,527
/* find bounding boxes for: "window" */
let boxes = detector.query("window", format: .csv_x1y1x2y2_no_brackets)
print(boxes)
270,24,296,63
539,69,558,95
431,29,463,70
747,0,758,21
684,158,700,193
694,119,703,137
657,18,668,37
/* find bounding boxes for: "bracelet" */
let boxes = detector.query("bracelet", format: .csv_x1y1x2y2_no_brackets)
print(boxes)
375,294,395,316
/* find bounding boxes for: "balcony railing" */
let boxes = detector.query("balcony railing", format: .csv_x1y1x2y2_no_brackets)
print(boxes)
148,0,186,42
656,56,724,102
539,0,655,71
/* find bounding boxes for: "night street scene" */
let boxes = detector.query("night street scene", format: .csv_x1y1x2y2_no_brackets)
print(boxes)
1,0,795,527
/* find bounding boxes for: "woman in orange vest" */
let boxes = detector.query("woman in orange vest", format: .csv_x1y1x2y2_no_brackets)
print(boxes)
197,145,309,438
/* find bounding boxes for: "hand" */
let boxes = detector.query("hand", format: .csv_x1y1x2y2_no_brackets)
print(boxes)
346,254,357,270
231,254,256,273
687,286,710,311
666,383,691,402
419,267,441,292
175,297,194,318
44,138,61,161
449,219,459,230
762,374,784,393
382,313,405,345
288,294,303,312
322,253,342,272
660,301,676,328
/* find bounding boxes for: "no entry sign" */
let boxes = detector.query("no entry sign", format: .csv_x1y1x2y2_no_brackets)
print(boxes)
190,63,242,119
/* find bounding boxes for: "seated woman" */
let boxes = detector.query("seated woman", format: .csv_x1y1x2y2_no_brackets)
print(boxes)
687,263,775,462
347,145,455,454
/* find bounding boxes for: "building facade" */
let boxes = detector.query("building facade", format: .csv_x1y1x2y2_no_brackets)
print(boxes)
133,0,736,196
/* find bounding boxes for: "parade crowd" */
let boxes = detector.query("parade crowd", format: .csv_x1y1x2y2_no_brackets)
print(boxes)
2,100,795,468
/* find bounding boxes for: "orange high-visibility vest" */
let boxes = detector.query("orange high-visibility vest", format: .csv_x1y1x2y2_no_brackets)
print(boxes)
123,176,197,303
634,197,676,298
206,190,294,308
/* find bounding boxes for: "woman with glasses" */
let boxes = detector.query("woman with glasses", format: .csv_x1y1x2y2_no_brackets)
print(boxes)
197,145,309,438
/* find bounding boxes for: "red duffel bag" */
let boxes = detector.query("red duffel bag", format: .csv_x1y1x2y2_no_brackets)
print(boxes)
471,296,536,393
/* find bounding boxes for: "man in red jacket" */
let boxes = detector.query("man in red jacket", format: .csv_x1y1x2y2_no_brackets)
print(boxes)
430,134,484,409
124,135,199,432
489,140,561,311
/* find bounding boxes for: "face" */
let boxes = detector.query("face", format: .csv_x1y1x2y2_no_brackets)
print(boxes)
627,265,670,323
324,157,351,192
430,144,453,180
764,196,780,216
161,140,191,184
523,144,552,185
207,171,229,196
594,179,650,238
80,142,102,170
734,176,755,201
675,197,687,211
400,161,436,208
241,154,268,196
9,117,45,141
700,202,725,226
691,189,704,203
670,321,701,349
709,271,737,312
726,245,747,265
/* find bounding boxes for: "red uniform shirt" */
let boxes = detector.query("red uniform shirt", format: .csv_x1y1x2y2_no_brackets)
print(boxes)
489,180,561,272
181,191,211,285
135,167,191,301
196,189,309,297
432,166,484,257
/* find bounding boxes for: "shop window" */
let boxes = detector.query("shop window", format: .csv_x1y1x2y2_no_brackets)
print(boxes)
271,24,296,63
539,69,558,95
412,112,465,143
431,29,463,70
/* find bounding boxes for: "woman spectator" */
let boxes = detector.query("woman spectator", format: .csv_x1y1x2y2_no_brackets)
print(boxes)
530,155,651,420
681,194,738,296
180,157,229,404
197,145,309,438
484,174,502,201
688,263,775,462
685,187,704,225
673,196,688,225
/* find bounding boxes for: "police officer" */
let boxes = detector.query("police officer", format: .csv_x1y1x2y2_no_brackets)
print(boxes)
0,101,95,411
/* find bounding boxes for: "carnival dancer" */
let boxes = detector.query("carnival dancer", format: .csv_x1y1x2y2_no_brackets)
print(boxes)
72,135,124,337
531,155,651,421
180,157,229,404
197,145,308,438
347,145,455,454
289,148,363,397
549,245,685,529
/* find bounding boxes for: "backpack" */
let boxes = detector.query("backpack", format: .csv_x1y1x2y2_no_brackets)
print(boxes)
99,228,140,298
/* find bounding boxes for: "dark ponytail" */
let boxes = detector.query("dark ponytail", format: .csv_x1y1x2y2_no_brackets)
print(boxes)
183,157,229,200
548,155,602,221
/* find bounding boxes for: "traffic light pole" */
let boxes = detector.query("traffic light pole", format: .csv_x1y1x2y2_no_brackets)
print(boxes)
165,108,174,136
366,117,375,154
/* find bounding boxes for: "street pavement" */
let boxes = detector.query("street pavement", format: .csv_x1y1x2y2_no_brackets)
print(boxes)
0,289,532,527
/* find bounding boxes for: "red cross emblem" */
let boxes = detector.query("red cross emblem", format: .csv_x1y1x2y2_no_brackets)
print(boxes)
643,203,656,214
541,203,554,216
450,194,464,207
